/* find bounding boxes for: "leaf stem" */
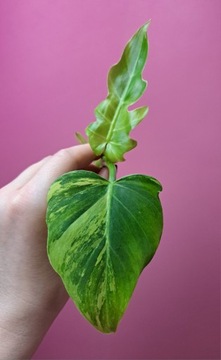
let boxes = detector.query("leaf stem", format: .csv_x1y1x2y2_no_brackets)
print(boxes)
106,162,116,182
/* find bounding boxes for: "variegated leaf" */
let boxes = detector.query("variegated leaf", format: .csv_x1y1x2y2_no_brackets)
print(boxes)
46,170,163,333
86,22,150,163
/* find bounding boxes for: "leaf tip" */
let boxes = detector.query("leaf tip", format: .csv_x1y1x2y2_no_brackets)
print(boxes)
145,19,151,30
139,19,151,34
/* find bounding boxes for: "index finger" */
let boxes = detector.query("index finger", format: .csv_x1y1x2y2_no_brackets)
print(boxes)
33,144,98,190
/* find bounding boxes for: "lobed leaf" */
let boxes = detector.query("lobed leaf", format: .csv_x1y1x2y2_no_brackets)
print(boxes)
86,22,150,163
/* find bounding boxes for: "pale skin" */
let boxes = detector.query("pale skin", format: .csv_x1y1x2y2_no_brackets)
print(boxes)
0,144,107,359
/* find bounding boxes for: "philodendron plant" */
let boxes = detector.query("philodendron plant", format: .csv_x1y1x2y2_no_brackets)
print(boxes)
46,21,163,333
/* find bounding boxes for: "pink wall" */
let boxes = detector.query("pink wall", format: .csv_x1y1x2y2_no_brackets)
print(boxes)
0,0,220,359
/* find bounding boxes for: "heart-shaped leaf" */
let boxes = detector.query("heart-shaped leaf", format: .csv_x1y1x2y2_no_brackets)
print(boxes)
86,21,150,163
46,170,163,333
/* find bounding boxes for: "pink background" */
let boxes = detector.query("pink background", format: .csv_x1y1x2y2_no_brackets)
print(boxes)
0,1,220,359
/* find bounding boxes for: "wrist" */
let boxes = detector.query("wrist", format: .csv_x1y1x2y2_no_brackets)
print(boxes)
0,293,67,360
0,304,49,359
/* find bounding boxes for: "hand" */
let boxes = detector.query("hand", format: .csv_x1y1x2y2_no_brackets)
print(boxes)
0,144,105,359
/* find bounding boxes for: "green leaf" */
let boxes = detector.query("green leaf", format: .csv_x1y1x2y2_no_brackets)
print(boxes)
86,21,150,163
46,170,163,333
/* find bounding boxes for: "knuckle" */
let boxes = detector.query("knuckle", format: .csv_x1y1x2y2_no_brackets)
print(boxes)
55,148,71,159
4,187,33,219
54,148,75,165
7,191,27,218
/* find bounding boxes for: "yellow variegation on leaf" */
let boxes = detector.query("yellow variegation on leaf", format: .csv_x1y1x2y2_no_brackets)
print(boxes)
86,21,150,163
46,21,164,333
47,171,163,333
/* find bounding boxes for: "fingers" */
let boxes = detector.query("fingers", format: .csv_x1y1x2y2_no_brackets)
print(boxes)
33,144,97,187
2,157,52,192
21,144,98,200
99,166,109,180
3,144,109,208
3,144,96,191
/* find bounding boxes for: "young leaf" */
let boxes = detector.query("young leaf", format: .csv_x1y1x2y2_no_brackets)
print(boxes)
86,21,150,163
46,170,163,333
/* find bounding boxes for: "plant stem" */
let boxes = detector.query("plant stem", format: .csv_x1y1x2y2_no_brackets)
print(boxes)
106,162,116,182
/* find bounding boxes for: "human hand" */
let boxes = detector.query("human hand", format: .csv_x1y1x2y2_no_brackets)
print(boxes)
0,144,106,359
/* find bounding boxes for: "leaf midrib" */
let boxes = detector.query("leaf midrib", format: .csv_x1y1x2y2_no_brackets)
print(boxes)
102,181,114,327
106,36,145,144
